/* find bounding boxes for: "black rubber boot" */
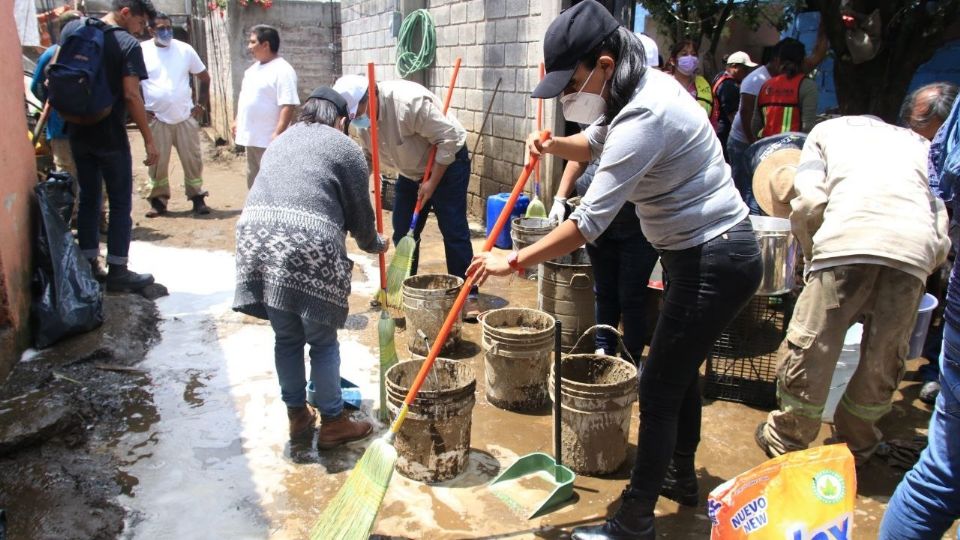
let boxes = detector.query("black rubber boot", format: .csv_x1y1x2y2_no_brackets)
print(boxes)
146,197,167,218
191,194,211,215
660,453,699,507
571,487,656,540
106,264,155,293
87,258,108,283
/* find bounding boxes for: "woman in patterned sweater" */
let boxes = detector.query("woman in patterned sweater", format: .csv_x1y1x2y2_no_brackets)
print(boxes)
233,87,388,448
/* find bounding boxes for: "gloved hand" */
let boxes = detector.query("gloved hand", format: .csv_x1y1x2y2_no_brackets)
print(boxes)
548,197,567,223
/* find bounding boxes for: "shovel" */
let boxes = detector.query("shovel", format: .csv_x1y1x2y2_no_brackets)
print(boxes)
489,320,576,519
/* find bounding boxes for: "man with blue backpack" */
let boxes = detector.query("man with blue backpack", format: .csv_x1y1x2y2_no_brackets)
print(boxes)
48,0,158,293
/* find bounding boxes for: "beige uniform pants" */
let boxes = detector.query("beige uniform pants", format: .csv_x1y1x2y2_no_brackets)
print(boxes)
146,117,205,201
245,146,266,189
761,264,925,462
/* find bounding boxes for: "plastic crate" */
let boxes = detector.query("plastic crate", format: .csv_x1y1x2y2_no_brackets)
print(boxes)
704,294,794,409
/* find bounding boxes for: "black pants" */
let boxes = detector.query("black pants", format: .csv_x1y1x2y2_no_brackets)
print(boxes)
629,217,762,502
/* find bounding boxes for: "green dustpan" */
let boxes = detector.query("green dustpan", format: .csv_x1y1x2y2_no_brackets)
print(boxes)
490,321,576,519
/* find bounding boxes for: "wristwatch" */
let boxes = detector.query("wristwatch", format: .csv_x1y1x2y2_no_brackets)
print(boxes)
507,251,523,273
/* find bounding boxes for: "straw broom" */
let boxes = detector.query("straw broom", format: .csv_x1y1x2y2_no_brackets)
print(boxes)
525,63,547,218
310,131,552,540
384,57,463,309
363,64,400,422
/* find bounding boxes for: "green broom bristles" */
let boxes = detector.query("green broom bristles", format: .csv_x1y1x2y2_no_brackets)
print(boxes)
377,310,398,422
310,436,398,540
385,233,416,308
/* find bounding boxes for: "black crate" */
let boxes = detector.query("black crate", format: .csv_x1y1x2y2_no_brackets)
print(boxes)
704,294,794,409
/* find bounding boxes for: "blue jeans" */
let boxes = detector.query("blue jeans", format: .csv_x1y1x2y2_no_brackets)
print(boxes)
392,146,473,280
629,217,762,502
72,145,133,264
265,306,343,417
585,218,658,362
880,321,960,539
726,137,761,215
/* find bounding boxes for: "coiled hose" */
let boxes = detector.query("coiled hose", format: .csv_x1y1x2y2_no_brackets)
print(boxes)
396,9,436,78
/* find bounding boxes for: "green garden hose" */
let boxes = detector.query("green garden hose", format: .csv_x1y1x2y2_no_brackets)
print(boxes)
396,9,436,77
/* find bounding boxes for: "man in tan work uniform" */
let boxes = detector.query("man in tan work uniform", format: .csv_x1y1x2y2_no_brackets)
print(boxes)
333,75,479,320
754,115,951,465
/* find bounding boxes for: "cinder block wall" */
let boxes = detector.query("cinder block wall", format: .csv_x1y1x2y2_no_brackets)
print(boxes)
341,0,559,221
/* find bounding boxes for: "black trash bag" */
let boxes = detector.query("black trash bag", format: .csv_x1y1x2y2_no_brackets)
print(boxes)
32,175,103,349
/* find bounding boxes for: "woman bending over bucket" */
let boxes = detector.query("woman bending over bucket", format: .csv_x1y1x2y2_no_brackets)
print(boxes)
468,2,762,538
233,87,388,449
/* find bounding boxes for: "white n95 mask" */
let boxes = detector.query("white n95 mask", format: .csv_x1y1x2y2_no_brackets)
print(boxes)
559,68,607,124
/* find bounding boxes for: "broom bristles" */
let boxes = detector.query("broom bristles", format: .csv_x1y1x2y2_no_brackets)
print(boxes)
385,234,416,308
310,437,398,540
378,311,398,422
525,198,547,218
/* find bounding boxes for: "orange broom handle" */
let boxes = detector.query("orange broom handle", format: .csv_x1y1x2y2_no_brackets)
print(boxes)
367,63,387,292
410,57,462,226
394,131,552,420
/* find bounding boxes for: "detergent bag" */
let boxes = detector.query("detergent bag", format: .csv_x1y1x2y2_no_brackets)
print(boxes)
707,444,856,540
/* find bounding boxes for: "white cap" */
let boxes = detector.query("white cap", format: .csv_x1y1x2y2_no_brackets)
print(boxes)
726,51,757,67
332,74,368,118
636,33,660,68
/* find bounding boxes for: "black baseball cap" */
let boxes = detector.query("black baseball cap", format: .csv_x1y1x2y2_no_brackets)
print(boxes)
308,86,349,118
532,0,621,99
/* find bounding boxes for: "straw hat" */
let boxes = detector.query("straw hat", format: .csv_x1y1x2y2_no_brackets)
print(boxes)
752,148,801,218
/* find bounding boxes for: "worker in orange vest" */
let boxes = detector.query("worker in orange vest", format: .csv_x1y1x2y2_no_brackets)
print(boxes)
757,39,818,137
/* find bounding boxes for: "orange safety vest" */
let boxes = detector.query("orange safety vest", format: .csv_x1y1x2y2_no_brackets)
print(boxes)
757,74,804,137
710,73,735,131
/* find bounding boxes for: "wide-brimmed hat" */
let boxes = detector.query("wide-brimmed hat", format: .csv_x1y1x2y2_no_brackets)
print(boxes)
752,148,801,218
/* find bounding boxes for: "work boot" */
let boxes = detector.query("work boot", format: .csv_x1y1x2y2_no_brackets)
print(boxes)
571,487,656,540
317,411,374,450
145,197,167,218
191,194,211,215
106,265,155,293
287,404,318,440
87,258,108,283
660,454,699,506
755,421,781,460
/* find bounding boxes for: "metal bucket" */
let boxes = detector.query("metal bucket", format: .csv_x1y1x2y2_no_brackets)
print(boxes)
385,359,476,483
548,354,638,475
402,274,464,356
750,215,798,296
538,249,595,351
511,217,554,251
480,308,556,411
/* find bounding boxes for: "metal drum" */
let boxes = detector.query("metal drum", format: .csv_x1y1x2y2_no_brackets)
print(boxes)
538,249,596,351
750,215,798,296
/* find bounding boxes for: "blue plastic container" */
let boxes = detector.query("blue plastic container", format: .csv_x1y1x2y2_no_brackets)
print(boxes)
486,193,529,249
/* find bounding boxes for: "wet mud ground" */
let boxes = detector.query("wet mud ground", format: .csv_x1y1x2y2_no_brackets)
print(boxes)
0,130,956,538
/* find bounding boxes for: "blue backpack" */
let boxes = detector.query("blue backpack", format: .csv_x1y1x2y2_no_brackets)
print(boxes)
47,18,115,125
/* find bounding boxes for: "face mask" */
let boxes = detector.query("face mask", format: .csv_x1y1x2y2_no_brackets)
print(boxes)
560,68,607,125
156,28,173,46
676,55,699,76
351,115,370,129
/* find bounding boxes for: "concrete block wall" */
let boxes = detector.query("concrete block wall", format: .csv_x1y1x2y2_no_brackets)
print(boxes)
340,0,561,222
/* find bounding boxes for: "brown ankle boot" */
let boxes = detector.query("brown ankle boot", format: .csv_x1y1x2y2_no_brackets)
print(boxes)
317,412,373,449
287,405,318,440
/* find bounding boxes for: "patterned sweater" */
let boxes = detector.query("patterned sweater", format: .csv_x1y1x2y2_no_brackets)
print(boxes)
233,122,384,328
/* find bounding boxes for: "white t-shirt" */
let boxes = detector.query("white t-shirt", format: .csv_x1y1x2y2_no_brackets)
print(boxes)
729,65,770,143
235,57,300,148
141,39,206,125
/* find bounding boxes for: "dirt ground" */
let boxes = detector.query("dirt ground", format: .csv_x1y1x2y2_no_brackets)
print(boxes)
0,128,956,539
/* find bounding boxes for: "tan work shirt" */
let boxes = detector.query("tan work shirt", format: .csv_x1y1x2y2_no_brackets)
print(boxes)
355,80,467,179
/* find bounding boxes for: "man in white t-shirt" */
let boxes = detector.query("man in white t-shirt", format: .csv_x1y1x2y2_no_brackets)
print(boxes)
233,24,299,188
141,13,212,217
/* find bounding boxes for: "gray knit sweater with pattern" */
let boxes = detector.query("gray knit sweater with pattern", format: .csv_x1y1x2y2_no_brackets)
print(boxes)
233,122,384,328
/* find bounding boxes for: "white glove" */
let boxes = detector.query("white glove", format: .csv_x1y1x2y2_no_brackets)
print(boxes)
548,197,567,223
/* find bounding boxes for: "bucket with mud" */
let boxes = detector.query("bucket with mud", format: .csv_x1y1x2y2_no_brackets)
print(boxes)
385,358,477,483
548,354,638,475
480,307,556,411
402,274,464,356
538,249,595,351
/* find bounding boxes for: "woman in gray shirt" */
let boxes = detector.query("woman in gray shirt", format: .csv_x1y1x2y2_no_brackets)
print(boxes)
468,2,762,538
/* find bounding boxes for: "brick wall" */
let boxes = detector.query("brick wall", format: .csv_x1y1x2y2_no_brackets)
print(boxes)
340,0,562,221
204,1,342,144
